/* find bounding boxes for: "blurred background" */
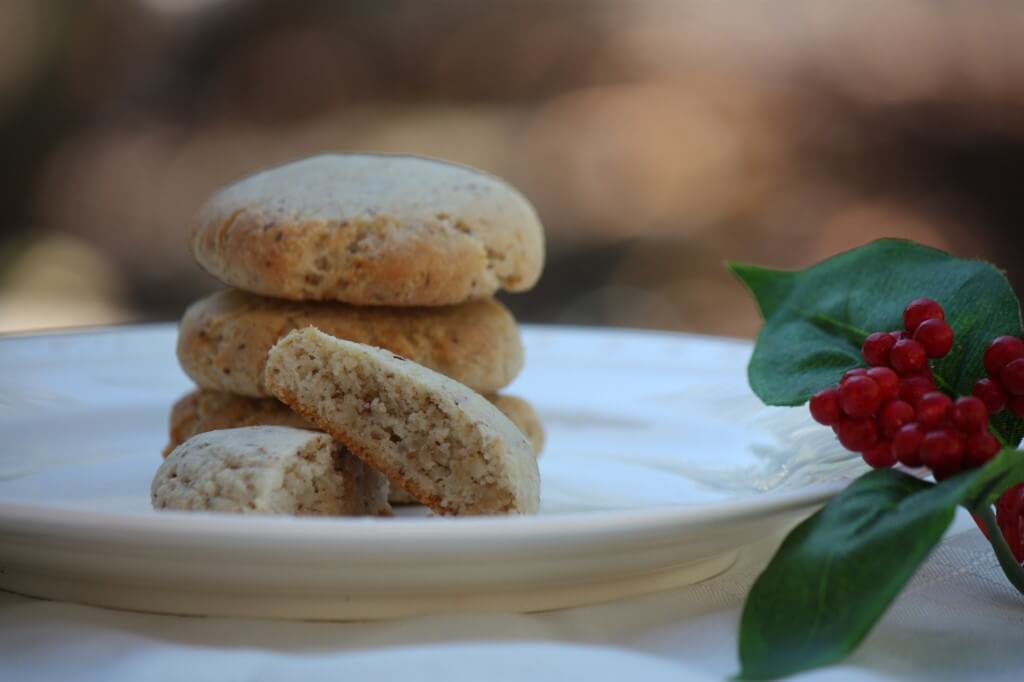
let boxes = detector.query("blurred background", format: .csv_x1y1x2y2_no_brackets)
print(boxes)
2,0,1023,337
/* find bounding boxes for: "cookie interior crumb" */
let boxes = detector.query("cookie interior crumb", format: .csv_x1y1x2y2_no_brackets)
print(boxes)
153,426,391,516
265,328,539,515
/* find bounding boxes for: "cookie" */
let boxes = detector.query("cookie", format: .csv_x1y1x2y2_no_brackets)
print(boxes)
191,154,545,306
163,389,543,507
162,389,308,457
488,394,545,457
264,328,540,515
152,426,391,516
177,289,523,397
163,389,546,459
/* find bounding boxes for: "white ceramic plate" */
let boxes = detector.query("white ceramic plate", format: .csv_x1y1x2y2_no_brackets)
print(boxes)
0,324,863,619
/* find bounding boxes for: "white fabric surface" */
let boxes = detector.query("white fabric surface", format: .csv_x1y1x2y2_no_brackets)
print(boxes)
2,518,1022,682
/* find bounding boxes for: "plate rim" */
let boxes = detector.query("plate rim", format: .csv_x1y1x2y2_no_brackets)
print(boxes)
0,479,845,549
0,319,756,349
0,323,848,547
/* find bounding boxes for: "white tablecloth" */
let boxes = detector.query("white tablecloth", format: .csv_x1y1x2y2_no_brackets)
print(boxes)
3,518,1022,682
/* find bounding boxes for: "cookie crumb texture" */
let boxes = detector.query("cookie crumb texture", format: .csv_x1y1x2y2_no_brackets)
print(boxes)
176,289,523,397
264,328,540,515
190,154,545,306
152,426,391,516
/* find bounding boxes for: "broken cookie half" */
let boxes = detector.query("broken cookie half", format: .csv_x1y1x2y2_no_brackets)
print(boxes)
153,425,391,516
264,327,540,516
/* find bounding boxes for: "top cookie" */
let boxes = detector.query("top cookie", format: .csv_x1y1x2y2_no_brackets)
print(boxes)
191,154,545,306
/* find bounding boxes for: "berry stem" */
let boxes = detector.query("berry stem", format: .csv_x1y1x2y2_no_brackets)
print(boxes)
798,305,956,394
796,303,1022,449
973,503,1024,595
930,371,956,396
797,308,869,345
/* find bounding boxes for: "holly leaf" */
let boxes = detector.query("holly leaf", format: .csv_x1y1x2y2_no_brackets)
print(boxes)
729,239,1024,446
737,448,1024,680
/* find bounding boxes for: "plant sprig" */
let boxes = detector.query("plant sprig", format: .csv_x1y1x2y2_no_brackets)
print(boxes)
730,239,1024,679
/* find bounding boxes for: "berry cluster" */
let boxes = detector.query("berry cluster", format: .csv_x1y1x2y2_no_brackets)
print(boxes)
997,483,1024,563
805,297,1024,563
973,334,1024,563
973,335,1024,417
808,298,999,479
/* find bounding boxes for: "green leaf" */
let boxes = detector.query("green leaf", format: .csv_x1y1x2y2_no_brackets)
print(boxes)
728,239,1024,446
738,449,1024,680
730,263,797,319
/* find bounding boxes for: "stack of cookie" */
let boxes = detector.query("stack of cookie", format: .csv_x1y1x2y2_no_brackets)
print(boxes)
158,154,546,515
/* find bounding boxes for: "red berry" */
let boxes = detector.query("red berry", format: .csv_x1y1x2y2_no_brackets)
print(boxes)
892,423,925,467
836,417,879,452
983,336,1024,379
879,400,916,438
916,391,952,429
913,319,954,359
1010,395,1024,418
830,423,843,436
1001,358,1024,395
995,484,1024,563
867,367,900,402
951,396,988,434
862,440,896,468
862,332,896,367
899,374,936,406
920,427,965,480
972,512,992,539
840,368,869,385
972,378,1008,414
809,387,842,426
890,339,927,375
839,375,882,417
903,298,944,333
965,431,1000,469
